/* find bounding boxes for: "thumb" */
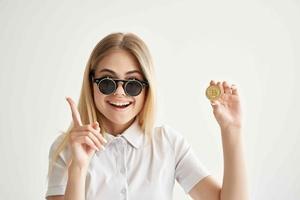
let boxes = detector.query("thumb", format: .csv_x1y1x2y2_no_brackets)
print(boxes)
210,100,220,109
93,121,100,131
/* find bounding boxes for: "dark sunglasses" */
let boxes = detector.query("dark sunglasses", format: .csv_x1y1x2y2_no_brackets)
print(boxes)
91,75,149,97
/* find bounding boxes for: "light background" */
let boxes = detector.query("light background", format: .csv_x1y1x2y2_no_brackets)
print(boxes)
0,0,299,199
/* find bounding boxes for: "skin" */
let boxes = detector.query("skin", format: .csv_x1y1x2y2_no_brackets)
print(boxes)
92,49,147,136
189,81,248,200
49,49,148,200
48,50,248,200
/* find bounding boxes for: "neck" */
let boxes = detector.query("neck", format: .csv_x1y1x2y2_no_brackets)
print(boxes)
103,117,136,136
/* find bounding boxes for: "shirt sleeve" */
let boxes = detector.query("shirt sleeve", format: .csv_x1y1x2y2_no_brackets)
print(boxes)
163,125,210,194
45,134,70,198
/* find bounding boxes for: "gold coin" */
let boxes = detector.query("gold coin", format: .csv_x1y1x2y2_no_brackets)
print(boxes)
206,85,221,100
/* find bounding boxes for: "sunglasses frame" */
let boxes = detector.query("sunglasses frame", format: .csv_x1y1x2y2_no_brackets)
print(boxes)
91,75,149,96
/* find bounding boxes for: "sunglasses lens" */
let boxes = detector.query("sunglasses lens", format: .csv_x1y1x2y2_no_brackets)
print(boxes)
99,79,115,95
126,81,143,96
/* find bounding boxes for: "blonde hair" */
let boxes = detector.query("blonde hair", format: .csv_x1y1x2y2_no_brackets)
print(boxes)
47,32,157,179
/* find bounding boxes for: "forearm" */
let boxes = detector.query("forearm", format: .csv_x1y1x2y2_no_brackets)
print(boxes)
220,127,248,200
65,163,88,200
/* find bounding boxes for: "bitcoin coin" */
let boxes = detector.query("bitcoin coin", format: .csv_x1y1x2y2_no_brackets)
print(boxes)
206,85,221,100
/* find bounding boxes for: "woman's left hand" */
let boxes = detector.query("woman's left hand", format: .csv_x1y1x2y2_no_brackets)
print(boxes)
209,80,242,131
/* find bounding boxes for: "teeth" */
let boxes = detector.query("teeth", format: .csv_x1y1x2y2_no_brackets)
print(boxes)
109,101,130,106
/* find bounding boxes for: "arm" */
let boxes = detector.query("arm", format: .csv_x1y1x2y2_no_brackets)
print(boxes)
46,163,88,200
219,127,248,200
47,196,64,200
64,163,88,200
47,97,102,200
189,81,248,200
189,128,248,200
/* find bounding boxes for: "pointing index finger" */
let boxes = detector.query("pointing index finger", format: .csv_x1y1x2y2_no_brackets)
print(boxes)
66,97,83,127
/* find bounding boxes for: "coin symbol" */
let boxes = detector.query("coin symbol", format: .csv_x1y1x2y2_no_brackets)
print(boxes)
206,85,221,100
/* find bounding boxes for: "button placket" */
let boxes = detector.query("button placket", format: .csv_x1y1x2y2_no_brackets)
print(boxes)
120,167,126,174
118,137,128,199
119,138,127,175
121,188,126,194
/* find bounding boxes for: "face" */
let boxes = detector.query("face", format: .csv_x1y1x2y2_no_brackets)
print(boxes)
93,49,147,134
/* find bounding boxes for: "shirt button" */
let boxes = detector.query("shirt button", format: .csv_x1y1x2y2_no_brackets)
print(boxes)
121,188,126,194
120,167,126,174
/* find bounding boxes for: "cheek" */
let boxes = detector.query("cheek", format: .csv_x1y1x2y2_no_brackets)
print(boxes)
135,92,146,108
93,86,105,109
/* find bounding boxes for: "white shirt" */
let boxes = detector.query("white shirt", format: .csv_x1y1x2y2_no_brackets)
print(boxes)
45,118,210,199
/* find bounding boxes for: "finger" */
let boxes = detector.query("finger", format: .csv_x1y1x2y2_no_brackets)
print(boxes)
76,124,107,144
85,131,103,150
72,129,106,150
217,81,224,94
223,81,231,94
75,136,101,151
231,84,239,96
70,133,99,151
210,80,216,85
92,122,107,144
210,100,220,109
66,97,83,127
89,123,107,145
94,121,100,131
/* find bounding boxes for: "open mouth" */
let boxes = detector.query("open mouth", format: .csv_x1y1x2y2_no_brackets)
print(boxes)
107,101,132,110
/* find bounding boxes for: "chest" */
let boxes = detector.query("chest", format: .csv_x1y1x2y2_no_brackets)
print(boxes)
85,139,175,200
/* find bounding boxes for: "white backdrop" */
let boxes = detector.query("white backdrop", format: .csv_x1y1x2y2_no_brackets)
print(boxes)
0,0,299,199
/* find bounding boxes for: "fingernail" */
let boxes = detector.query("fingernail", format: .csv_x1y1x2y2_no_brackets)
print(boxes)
103,138,108,143
101,146,105,151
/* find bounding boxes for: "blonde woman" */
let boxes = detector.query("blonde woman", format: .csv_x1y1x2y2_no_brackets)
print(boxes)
45,32,248,200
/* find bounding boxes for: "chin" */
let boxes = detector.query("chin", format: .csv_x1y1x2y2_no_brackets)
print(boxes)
105,113,136,125
110,117,133,125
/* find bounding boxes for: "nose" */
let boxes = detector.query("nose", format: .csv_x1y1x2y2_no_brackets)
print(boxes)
114,81,126,96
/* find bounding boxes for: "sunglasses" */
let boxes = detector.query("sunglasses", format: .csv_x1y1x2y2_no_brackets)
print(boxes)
91,76,149,97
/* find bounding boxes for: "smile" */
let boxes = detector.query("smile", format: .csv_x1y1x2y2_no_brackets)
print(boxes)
107,101,132,110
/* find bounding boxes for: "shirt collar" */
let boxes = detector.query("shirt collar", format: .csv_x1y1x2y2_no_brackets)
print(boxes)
103,117,145,149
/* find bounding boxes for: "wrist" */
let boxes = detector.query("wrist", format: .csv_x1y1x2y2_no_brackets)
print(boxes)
69,161,89,175
220,125,242,138
220,124,242,134
220,125,243,146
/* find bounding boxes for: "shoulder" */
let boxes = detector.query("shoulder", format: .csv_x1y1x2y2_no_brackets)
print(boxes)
152,123,186,147
49,133,65,155
48,132,71,163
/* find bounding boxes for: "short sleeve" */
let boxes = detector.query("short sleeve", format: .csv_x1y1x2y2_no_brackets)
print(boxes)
45,134,70,198
163,125,210,194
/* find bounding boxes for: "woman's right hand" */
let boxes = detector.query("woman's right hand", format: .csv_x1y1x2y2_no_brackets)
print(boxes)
66,97,107,169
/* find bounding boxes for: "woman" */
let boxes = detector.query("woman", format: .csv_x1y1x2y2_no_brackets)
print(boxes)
46,32,248,200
